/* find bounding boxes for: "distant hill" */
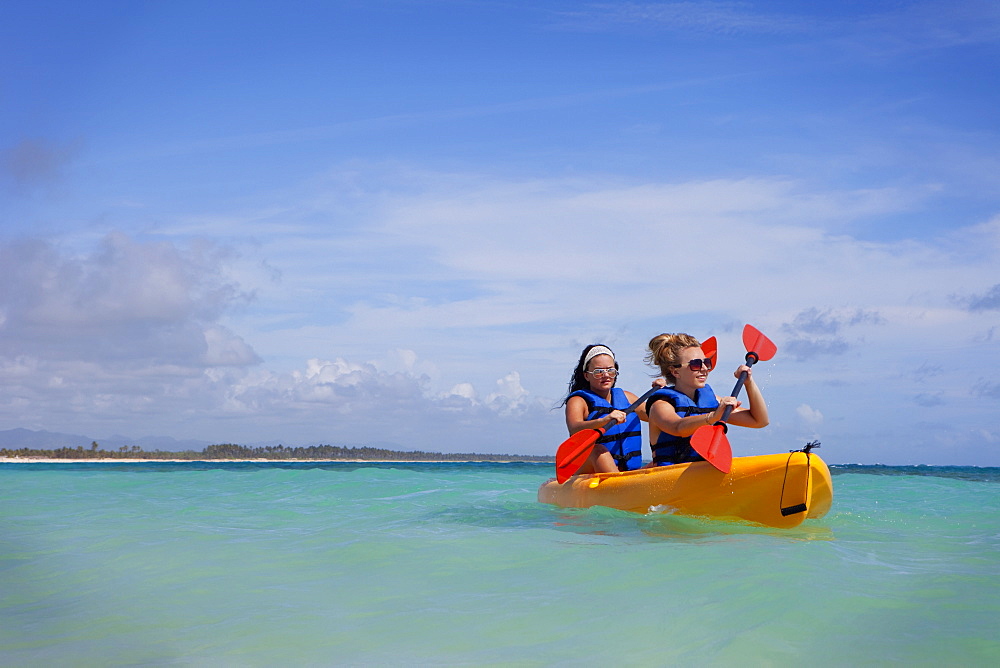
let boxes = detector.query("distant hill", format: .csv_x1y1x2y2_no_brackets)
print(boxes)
0,428,93,449
0,428,210,452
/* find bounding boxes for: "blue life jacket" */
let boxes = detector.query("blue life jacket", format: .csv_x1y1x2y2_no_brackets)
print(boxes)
569,388,643,471
645,385,719,466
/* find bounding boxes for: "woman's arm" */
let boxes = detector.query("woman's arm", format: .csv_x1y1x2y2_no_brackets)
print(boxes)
724,365,769,429
565,395,624,435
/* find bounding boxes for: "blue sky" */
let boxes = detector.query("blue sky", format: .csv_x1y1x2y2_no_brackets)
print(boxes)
2,0,999,465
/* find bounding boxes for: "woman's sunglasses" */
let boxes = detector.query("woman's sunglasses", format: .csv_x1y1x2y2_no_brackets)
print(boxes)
672,358,713,371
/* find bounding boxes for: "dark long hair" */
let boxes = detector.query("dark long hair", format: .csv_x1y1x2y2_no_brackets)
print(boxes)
559,344,619,406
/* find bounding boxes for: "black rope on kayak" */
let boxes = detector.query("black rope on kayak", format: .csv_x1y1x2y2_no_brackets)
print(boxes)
779,441,819,516
796,440,821,455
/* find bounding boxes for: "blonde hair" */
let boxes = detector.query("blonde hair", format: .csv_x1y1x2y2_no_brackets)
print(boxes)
646,333,702,383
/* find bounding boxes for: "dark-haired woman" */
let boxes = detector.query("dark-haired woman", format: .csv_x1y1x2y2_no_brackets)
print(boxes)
644,333,768,466
561,344,660,475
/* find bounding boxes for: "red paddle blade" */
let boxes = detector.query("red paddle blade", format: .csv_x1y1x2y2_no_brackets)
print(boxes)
742,324,777,362
701,336,718,371
555,428,602,483
689,425,733,473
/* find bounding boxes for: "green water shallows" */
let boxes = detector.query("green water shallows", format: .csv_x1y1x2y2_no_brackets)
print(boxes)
1,462,997,666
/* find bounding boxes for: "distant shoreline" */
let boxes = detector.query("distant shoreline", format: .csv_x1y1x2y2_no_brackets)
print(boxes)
0,457,549,464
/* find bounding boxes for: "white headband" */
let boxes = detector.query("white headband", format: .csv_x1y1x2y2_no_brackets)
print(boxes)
584,345,615,367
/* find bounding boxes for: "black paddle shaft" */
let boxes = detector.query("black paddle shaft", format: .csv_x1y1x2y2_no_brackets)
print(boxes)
626,386,660,414
590,385,661,436
716,352,761,424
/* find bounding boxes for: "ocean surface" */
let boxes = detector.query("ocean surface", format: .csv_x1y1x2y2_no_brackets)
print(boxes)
1,461,997,666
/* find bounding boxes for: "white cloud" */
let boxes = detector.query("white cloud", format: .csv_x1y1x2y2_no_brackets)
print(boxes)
796,404,824,425
446,383,476,401
202,326,261,367
485,371,531,416
1,169,998,463
0,232,265,433
0,232,257,365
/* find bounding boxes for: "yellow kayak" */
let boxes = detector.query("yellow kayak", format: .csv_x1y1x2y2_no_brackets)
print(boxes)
538,451,833,528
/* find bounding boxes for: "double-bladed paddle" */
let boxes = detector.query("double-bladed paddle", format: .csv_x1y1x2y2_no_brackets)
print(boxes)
689,324,777,474
554,336,718,483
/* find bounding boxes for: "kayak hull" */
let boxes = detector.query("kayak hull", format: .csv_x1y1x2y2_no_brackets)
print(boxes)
538,452,833,528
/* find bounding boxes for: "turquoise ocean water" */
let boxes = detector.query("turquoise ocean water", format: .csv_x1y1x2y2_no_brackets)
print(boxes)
2,461,998,666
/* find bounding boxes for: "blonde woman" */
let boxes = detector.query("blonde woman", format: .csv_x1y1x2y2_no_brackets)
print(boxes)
644,333,768,466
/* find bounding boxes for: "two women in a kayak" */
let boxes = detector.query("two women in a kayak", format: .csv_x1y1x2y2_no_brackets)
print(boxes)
561,334,768,471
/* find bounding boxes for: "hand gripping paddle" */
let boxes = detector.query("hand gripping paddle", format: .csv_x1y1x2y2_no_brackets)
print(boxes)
554,386,658,483
554,336,717,483
689,325,776,474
